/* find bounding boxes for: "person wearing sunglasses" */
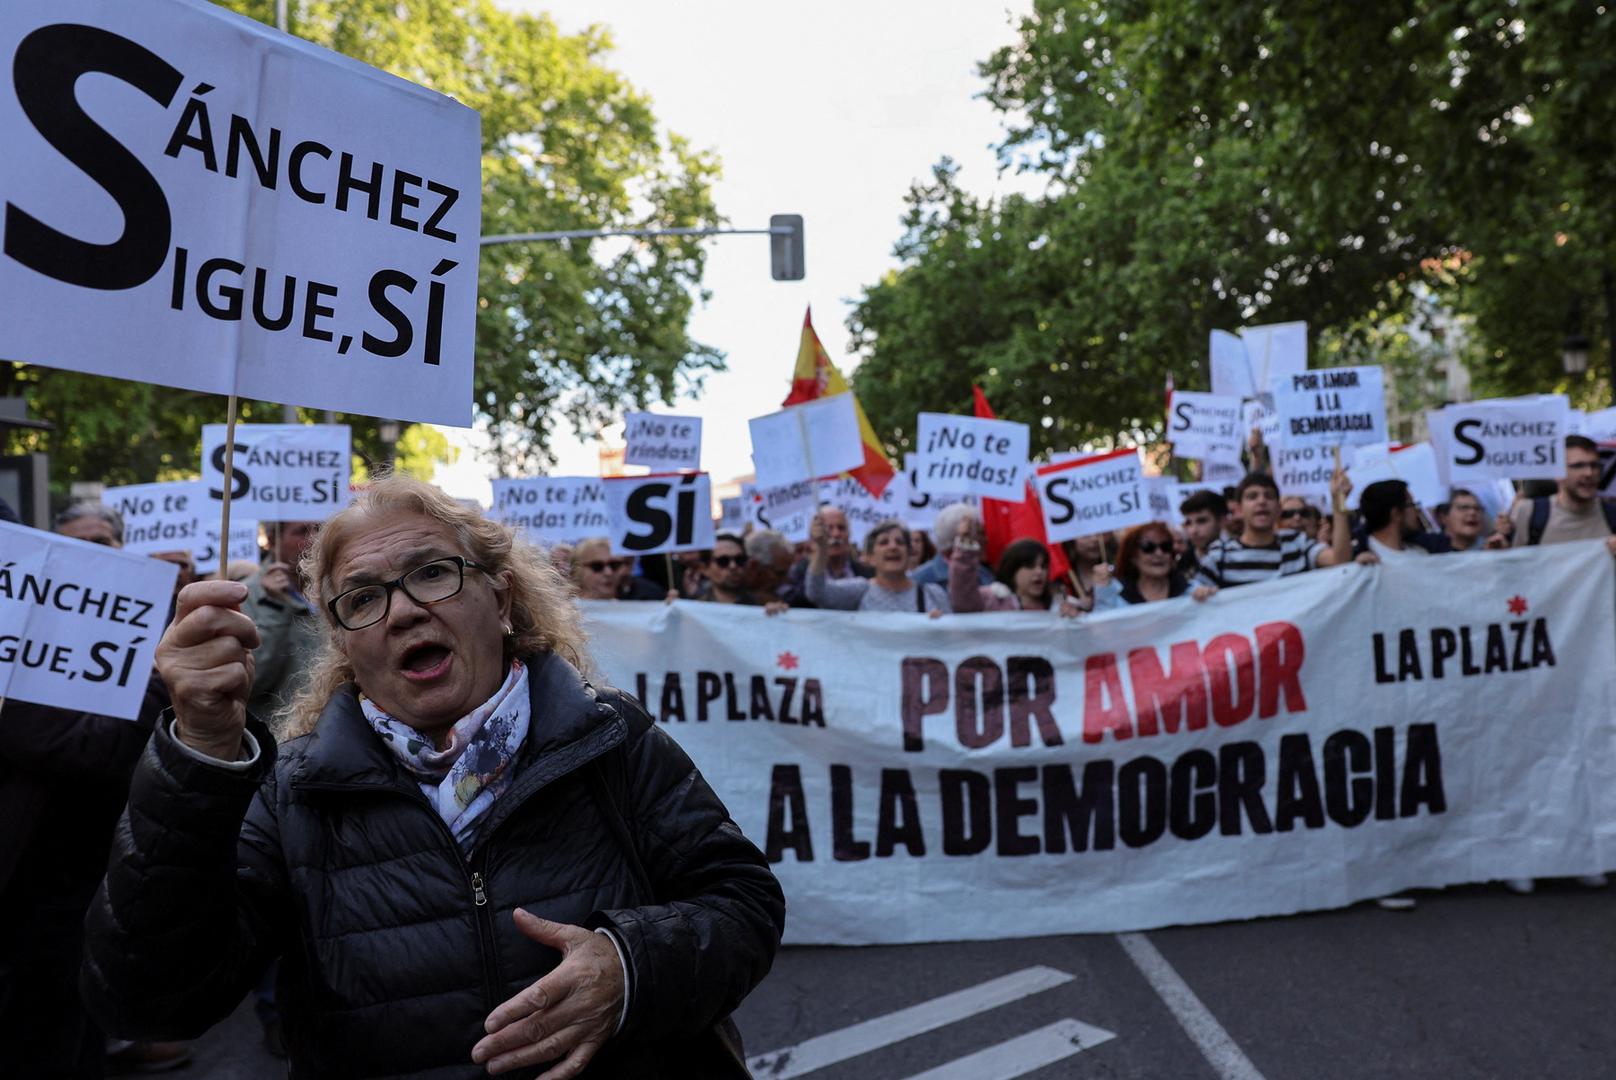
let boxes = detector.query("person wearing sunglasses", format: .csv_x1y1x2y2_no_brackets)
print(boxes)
1096,522,1217,609
568,536,634,600
695,533,761,605
85,475,784,1077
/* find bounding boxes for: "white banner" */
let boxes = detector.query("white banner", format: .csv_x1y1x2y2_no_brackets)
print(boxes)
1273,443,1334,502
1033,449,1150,542
0,0,480,424
0,520,178,719
899,453,973,531
201,424,351,520
102,480,208,555
818,474,907,545
743,480,817,543
491,477,610,547
623,412,702,471
911,413,1029,501
1434,396,1573,483
604,472,716,557
583,542,1616,944
1272,366,1387,449
749,395,864,489
1167,391,1243,460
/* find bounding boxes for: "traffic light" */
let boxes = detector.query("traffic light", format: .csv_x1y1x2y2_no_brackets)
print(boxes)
770,214,804,281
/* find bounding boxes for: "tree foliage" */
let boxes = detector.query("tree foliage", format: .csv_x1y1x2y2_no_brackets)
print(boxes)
5,0,722,496
850,0,1616,456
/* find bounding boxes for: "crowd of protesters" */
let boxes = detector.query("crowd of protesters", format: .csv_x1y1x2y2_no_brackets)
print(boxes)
1,431,1613,1075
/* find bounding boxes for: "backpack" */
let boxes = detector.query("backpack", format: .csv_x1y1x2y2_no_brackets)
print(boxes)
1526,496,1616,546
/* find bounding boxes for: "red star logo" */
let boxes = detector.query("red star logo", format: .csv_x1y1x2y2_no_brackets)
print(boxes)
1507,595,1528,616
776,651,800,671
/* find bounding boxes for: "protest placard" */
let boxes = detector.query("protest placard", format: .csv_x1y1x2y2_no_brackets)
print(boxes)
749,394,864,489
1239,320,1308,392
1600,441,1616,499
623,412,702,471
717,497,743,533
1167,391,1243,459
819,473,907,545
1272,443,1335,502
911,413,1029,501
491,477,609,547
1034,449,1150,542
743,480,816,543
1271,366,1387,449
201,424,351,520
1203,458,1245,486
194,518,261,575
1346,443,1445,511
0,521,177,719
1243,395,1283,448
899,453,974,530
0,0,480,424
1145,477,1186,525
604,472,716,557
102,480,208,555
1209,330,1254,399
1432,395,1572,483
1582,407,1616,442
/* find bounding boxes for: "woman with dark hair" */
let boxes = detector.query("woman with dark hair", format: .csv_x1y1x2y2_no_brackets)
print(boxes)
971,538,1080,615
1096,522,1217,610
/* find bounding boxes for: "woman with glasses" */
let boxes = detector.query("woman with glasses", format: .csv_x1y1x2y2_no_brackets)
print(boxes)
569,536,630,600
1095,522,1217,610
84,475,784,1078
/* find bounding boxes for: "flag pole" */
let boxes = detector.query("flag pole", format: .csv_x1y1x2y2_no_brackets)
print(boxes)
218,394,239,580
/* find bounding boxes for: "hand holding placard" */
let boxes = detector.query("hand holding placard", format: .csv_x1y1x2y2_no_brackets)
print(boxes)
157,580,261,759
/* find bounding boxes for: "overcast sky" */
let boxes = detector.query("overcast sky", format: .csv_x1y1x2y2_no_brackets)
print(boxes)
436,0,1039,502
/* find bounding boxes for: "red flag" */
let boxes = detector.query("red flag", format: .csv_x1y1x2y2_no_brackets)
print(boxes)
972,387,1071,580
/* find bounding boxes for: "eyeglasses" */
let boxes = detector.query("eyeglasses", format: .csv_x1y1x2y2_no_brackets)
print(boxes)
712,554,748,569
1278,508,1303,519
1136,539,1172,555
327,556,484,631
584,559,627,574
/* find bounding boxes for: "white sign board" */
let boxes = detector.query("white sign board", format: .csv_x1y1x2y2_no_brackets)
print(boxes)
911,413,1029,501
818,474,907,546
1238,320,1308,392
717,497,743,533
194,518,261,575
1271,366,1387,449
1033,449,1150,543
749,395,864,489
1581,407,1616,443
102,480,207,555
1434,396,1573,483
623,412,702,471
1272,443,1335,502
899,453,974,531
1167,391,1243,459
201,424,351,520
0,521,177,719
1346,443,1445,511
743,480,817,544
1209,330,1254,399
491,477,610,547
0,0,481,424
604,472,716,557
1145,477,1184,526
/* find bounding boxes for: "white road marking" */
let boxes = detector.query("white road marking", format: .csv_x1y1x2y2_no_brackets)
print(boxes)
1116,932,1267,1080
899,1018,1118,1080
746,965,1076,1079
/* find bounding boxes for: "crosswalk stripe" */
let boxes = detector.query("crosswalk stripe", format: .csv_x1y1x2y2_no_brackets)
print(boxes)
899,1018,1119,1080
746,965,1076,1079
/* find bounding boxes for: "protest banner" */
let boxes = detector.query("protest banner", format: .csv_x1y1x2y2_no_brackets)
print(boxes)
900,454,975,531
102,480,208,555
583,541,1616,944
911,413,1029,501
1033,449,1150,542
201,424,352,520
749,394,865,489
0,521,178,719
0,0,480,425
604,472,716,557
1238,320,1308,393
818,473,908,545
744,480,817,543
1271,366,1387,449
194,518,261,575
623,412,702,471
491,477,609,547
1167,391,1243,460
1432,396,1573,483
1581,406,1616,442
1345,443,1445,511
1209,330,1254,400
1272,443,1334,502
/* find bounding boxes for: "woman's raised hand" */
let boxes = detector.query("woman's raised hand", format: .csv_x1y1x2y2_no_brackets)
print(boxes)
155,580,261,760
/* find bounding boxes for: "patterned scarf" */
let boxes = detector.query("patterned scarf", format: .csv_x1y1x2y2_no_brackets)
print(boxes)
361,659,530,854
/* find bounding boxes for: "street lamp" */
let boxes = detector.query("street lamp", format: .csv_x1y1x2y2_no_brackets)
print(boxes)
1562,330,1591,376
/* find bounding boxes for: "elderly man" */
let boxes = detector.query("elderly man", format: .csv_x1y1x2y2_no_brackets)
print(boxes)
243,521,321,723
782,505,870,607
911,504,995,590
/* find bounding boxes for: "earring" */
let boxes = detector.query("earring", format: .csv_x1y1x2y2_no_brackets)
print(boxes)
501,622,512,636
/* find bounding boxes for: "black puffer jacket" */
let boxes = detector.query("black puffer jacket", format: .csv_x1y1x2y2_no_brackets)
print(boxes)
83,653,785,1078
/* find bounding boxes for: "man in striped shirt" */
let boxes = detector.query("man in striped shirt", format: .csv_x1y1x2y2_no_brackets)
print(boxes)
1194,471,1356,589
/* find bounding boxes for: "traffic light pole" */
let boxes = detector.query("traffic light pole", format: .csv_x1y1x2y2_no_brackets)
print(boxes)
481,213,805,281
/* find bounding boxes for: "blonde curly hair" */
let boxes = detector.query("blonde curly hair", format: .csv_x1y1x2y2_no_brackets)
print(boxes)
282,474,591,737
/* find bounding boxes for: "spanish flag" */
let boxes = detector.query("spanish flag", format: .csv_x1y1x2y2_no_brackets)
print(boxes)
782,307,896,497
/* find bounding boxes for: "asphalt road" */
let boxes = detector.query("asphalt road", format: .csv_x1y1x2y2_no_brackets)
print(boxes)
186,881,1615,1079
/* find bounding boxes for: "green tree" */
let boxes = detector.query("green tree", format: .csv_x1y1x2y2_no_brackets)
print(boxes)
851,1,1616,456
4,0,722,496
